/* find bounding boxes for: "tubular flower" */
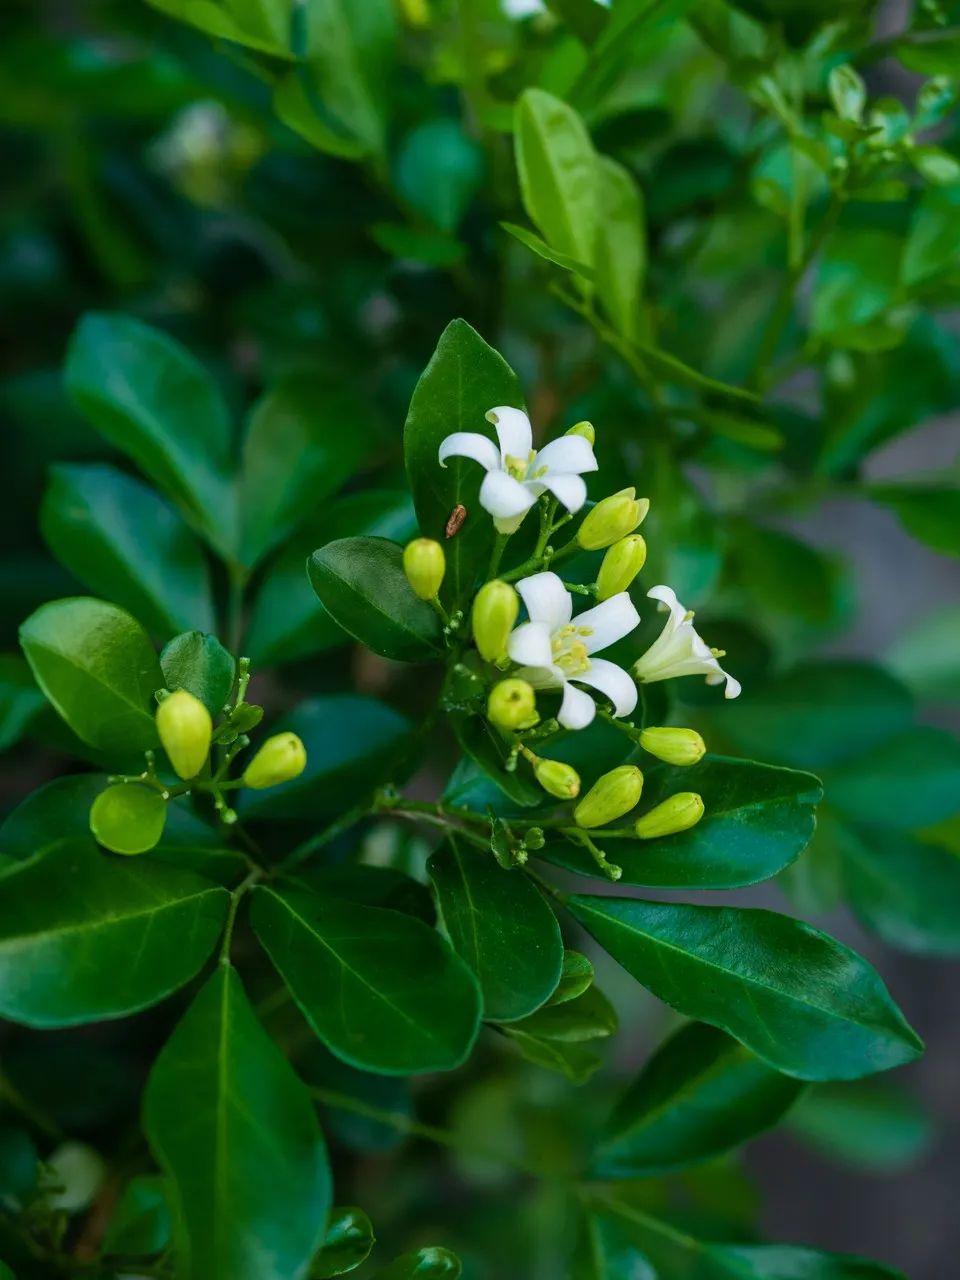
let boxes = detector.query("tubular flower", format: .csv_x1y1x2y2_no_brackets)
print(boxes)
438,406,598,534
632,585,741,699
507,571,640,730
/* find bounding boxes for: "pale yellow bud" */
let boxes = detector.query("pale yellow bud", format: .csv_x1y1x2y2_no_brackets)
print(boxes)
403,538,445,600
533,757,581,800
488,678,538,731
634,792,705,839
243,733,307,790
574,765,644,829
639,726,706,767
472,579,519,662
156,689,212,780
596,534,647,600
577,488,650,551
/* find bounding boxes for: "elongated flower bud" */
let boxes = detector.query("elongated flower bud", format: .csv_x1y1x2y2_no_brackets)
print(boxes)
639,726,706,766
403,538,445,600
472,579,519,662
597,535,647,600
157,689,212,780
634,792,704,839
577,488,650,551
566,420,595,445
243,732,307,790
574,765,644,829
488,678,538,730
532,757,581,800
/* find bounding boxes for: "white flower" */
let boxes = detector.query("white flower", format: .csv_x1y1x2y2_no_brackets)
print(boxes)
438,406,598,534
507,572,640,730
633,585,741,699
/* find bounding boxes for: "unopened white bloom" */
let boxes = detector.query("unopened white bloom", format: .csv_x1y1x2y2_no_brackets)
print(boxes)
439,407,597,534
508,572,640,730
633,585,741,698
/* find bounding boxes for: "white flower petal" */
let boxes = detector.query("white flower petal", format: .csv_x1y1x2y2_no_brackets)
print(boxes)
514,663,564,691
558,681,596,730
438,432,501,472
533,435,598,476
542,472,587,513
507,621,554,668
705,667,742,699
486,406,532,460
516,572,572,630
574,658,638,718
647,583,686,626
574,593,641,654
479,470,538,519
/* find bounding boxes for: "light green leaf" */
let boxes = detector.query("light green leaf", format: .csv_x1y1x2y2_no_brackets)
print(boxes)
427,837,563,1022
160,631,236,715
311,1206,375,1277
148,0,293,56
251,884,482,1074
0,838,228,1027
594,156,645,340
144,965,331,1280
40,464,215,638
515,88,597,268
548,950,595,1006
20,598,162,755
568,895,923,1080
500,221,595,277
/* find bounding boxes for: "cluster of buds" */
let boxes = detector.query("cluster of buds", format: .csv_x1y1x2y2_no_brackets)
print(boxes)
89,662,307,857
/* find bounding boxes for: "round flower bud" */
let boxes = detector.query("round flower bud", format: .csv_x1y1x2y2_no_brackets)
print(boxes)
566,420,595,445
90,784,167,856
488,678,538,731
574,765,644,829
156,690,212,780
596,535,647,600
243,732,307,790
639,726,706,767
523,827,546,851
403,538,445,600
577,488,650,551
634,792,705,839
532,757,581,800
472,579,519,662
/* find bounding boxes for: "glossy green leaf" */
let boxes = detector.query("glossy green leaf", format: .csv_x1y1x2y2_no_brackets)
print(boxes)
239,374,372,567
251,884,482,1074
64,313,235,555
40,463,215,638
19,598,162,754
373,1248,462,1279
291,863,434,925
0,655,45,751
501,221,594,276
568,895,923,1080
591,1022,803,1177
867,483,960,557
403,319,524,601
450,712,542,808
148,0,293,56
0,838,228,1027
144,965,331,1280
308,536,442,661
549,950,595,1005
594,156,645,340
828,726,960,829
240,695,410,821
515,89,597,268
542,758,821,888
160,631,236,715
247,490,416,666
427,837,563,1022
787,1080,932,1172
311,1206,375,1277
103,1175,171,1258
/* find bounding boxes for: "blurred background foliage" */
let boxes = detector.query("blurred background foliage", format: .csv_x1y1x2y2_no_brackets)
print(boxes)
0,0,959,1275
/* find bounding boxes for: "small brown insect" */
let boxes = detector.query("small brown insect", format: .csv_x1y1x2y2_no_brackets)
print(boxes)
445,504,467,539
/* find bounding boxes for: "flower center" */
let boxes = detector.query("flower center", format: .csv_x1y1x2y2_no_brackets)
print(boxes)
504,450,537,481
552,624,593,677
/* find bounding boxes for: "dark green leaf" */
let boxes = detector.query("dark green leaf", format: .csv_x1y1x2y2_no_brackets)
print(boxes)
0,838,228,1026
450,712,542,808
828,726,960,829
541,758,821,888
19,598,162,755
144,965,331,1280
103,1175,171,1258
0,1126,38,1198
867,483,960,557
729,523,843,628
0,655,45,751
308,536,442,662
572,1210,655,1279
787,1080,932,1172
64,314,236,555
591,1022,803,1177
40,464,215,638
251,884,482,1074
312,1206,375,1277
568,895,923,1080
302,1044,412,1154
395,120,484,234
427,837,563,1022
372,1248,462,1279
291,864,434,925
403,319,524,602
160,631,236,715
515,89,597,268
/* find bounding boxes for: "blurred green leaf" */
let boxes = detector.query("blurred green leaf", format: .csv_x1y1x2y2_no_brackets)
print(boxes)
103,1175,172,1259
812,229,904,348
886,604,960,701
828,725,960,829
372,1248,462,1279
787,1081,932,1173
0,655,45,751
395,120,484,234
867,483,960,557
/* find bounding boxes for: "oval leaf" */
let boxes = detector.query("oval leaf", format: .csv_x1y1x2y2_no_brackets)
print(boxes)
160,631,236,715
515,89,597,268
312,1206,375,1277
567,895,923,1081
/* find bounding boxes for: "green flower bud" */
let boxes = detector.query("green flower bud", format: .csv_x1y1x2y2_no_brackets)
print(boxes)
574,765,644,829
639,726,706,766
157,689,212,780
523,826,545,851
487,678,539,730
566,420,595,445
596,534,647,600
577,488,650,551
634,792,705,839
90,784,167,856
472,579,519,662
403,538,445,600
243,732,307,789
532,757,581,800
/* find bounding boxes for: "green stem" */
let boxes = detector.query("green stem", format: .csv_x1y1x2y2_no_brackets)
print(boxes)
219,869,262,964
486,533,509,580
567,829,622,882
